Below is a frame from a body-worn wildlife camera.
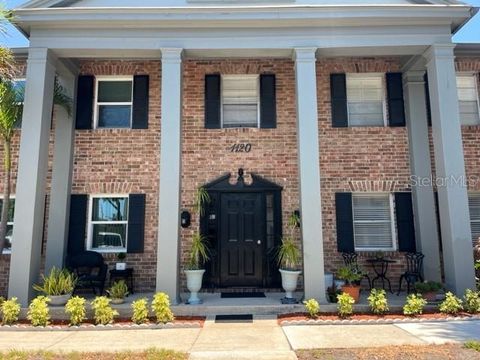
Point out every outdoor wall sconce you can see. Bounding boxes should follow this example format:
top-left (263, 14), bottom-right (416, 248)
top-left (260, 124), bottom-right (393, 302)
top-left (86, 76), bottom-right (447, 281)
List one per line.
top-left (181, 210), bottom-right (191, 228)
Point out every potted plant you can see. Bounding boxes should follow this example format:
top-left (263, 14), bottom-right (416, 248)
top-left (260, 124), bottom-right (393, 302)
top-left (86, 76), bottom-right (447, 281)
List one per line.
top-left (107, 280), bottom-right (129, 304)
top-left (414, 281), bottom-right (444, 302)
top-left (116, 252), bottom-right (127, 270)
top-left (336, 265), bottom-right (363, 302)
top-left (33, 267), bottom-right (77, 306)
top-left (185, 232), bottom-right (210, 304)
top-left (277, 236), bottom-right (302, 304)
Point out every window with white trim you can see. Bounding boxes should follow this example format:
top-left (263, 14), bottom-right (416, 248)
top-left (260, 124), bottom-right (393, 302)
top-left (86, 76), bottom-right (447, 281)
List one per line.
top-left (222, 75), bottom-right (259, 128)
top-left (347, 74), bottom-right (386, 127)
top-left (456, 74), bottom-right (480, 126)
top-left (13, 79), bottom-right (25, 128)
top-left (352, 193), bottom-right (396, 251)
top-left (1, 197), bottom-right (15, 253)
top-left (95, 77), bottom-right (133, 128)
top-left (88, 196), bottom-right (128, 252)
top-left (468, 192), bottom-right (480, 245)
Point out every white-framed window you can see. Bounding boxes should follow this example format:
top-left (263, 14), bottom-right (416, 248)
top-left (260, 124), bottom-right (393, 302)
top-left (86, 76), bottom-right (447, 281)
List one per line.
top-left (456, 74), bottom-right (480, 126)
top-left (87, 195), bottom-right (129, 253)
top-left (1, 197), bottom-right (15, 254)
top-left (352, 193), bottom-right (396, 251)
top-left (94, 76), bottom-right (133, 129)
top-left (12, 78), bottom-right (25, 128)
top-left (221, 74), bottom-right (260, 128)
top-left (346, 73), bottom-right (386, 127)
top-left (468, 192), bottom-right (480, 245)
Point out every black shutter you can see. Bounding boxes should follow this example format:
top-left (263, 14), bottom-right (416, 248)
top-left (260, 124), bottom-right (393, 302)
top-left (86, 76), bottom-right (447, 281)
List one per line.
top-left (330, 74), bottom-right (348, 128)
top-left (260, 74), bottom-right (277, 129)
top-left (132, 75), bottom-right (149, 129)
top-left (67, 194), bottom-right (88, 255)
top-left (75, 75), bottom-right (94, 130)
top-left (205, 74), bottom-right (221, 129)
top-left (127, 194), bottom-right (146, 253)
top-left (386, 72), bottom-right (406, 127)
top-left (395, 192), bottom-right (416, 252)
top-left (424, 73), bottom-right (432, 127)
top-left (335, 192), bottom-right (355, 252)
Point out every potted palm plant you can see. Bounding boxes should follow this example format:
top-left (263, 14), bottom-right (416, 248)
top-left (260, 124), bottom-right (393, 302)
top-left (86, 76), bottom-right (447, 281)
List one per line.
top-left (277, 236), bottom-right (302, 303)
top-left (107, 280), bottom-right (129, 304)
top-left (336, 265), bottom-right (363, 302)
top-left (33, 267), bottom-right (77, 306)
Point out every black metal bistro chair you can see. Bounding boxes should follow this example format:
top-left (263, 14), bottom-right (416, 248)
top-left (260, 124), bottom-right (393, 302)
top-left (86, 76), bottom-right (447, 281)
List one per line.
top-left (66, 251), bottom-right (108, 295)
top-left (397, 252), bottom-right (425, 295)
top-left (342, 252), bottom-right (372, 289)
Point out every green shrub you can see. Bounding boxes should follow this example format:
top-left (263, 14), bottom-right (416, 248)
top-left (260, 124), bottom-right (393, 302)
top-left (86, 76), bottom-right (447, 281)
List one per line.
top-left (414, 281), bottom-right (443, 294)
top-left (336, 266), bottom-right (363, 285)
top-left (303, 299), bottom-right (320, 318)
top-left (107, 280), bottom-right (129, 300)
top-left (465, 340), bottom-right (480, 352)
top-left (403, 294), bottom-right (427, 316)
top-left (463, 289), bottom-right (480, 314)
top-left (439, 292), bottom-right (463, 315)
top-left (33, 267), bottom-right (76, 296)
top-left (65, 296), bottom-right (86, 326)
top-left (91, 296), bottom-right (118, 325)
top-left (367, 288), bottom-right (389, 315)
top-left (131, 298), bottom-right (149, 324)
top-left (337, 292), bottom-right (354, 318)
top-left (151, 292), bottom-right (174, 324)
top-left (1, 297), bottom-right (20, 325)
top-left (27, 296), bottom-right (50, 327)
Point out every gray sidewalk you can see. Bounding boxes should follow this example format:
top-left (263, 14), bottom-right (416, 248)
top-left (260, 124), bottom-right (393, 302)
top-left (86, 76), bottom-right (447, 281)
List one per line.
top-left (0, 319), bottom-right (479, 359)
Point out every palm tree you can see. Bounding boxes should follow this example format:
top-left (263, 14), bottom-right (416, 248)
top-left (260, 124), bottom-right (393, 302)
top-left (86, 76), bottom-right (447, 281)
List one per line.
top-left (0, 5), bottom-right (15, 81)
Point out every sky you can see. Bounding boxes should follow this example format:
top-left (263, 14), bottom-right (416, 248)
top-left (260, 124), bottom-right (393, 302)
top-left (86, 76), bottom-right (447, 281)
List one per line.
top-left (1, 0), bottom-right (480, 47)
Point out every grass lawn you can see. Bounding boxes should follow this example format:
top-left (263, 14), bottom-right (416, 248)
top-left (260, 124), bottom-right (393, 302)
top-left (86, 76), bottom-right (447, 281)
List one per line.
top-left (0, 348), bottom-right (187, 360)
top-left (296, 343), bottom-right (480, 360)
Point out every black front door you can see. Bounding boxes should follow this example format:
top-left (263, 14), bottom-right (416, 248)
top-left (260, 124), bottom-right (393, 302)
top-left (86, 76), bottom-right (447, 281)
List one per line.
top-left (219, 193), bottom-right (264, 287)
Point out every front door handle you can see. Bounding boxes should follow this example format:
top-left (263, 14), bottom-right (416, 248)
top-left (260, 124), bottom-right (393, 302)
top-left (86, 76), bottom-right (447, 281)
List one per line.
top-left (257, 240), bottom-right (261, 245)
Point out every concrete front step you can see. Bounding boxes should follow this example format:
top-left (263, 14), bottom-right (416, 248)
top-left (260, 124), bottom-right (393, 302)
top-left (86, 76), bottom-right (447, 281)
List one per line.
top-left (189, 351), bottom-right (298, 360)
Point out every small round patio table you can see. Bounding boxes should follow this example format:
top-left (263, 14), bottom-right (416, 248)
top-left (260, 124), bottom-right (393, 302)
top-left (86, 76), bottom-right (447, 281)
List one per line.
top-left (366, 258), bottom-right (395, 293)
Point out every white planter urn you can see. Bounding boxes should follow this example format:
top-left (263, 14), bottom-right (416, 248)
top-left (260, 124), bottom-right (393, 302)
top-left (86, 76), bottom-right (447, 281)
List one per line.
top-left (49, 294), bottom-right (71, 306)
top-left (185, 269), bottom-right (205, 305)
top-left (279, 269), bottom-right (301, 304)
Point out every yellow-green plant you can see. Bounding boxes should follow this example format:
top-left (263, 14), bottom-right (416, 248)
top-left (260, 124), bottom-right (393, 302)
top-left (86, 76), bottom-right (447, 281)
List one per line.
top-left (131, 298), bottom-right (149, 324)
top-left (403, 293), bottom-right (427, 316)
top-left (193, 186), bottom-right (210, 217)
top-left (277, 237), bottom-right (301, 271)
top-left (91, 296), bottom-right (118, 325)
top-left (27, 296), bottom-right (50, 327)
top-left (186, 232), bottom-right (210, 270)
top-left (439, 292), bottom-right (463, 315)
top-left (65, 296), bottom-right (86, 326)
top-left (151, 292), bottom-right (174, 324)
top-left (464, 289), bottom-right (480, 314)
top-left (1, 297), bottom-right (20, 325)
top-left (337, 292), bottom-right (354, 318)
top-left (107, 280), bottom-right (129, 300)
top-left (33, 267), bottom-right (77, 296)
top-left (367, 288), bottom-right (389, 315)
top-left (303, 299), bottom-right (320, 318)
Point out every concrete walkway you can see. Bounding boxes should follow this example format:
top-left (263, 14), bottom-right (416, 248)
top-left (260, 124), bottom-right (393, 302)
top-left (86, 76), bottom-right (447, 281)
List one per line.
top-left (0, 319), bottom-right (479, 359)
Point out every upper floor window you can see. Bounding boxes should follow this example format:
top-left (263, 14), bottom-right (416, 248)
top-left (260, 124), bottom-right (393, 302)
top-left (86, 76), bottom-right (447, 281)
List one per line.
top-left (346, 74), bottom-right (386, 127)
top-left (468, 192), bottom-right (480, 245)
top-left (1, 197), bottom-right (15, 253)
top-left (221, 75), bottom-right (259, 128)
top-left (13, 79), bottom-right (25, 128)
top-left (457, 74), bottom-right (480, 126)
top-left (94, 77), bottom-right (133, 129)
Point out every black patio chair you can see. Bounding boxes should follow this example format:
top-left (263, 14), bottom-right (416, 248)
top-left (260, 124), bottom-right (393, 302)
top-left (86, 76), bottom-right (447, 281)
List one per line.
top-left (66, 251), bottom-right (108, 295)
top-left (397, 252), bottom-right (425, 295)
top-left (342, 252), bottom-right (372, 289)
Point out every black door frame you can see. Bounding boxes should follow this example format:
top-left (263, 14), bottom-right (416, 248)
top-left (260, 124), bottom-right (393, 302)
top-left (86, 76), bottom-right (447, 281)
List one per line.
top-left (200, 169), bottom-right (283, 289)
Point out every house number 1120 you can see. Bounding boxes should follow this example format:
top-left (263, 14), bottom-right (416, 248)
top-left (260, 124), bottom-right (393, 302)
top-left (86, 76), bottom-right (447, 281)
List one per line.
top-left (229, 143), bottom-right (252, 153)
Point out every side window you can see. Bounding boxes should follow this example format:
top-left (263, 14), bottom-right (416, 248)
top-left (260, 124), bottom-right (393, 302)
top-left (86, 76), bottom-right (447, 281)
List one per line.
top-left (457, 74), bottom-right (480, 126)
top-left (222, 75), bottom-right (259, 128)
top-left (13, 79), bottom-right (25, 128)
top-left (95, 77), bottom-right (133, 129)
top-left (346, 74), bottom-right (385, 127)
top-left (1, 198), bottom-right (15, 253)
top-left (468, 192), bottom-right (480, 245)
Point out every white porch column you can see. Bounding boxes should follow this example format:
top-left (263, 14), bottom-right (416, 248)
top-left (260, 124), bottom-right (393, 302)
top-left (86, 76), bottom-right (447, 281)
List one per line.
top-left (424, 44), bottom-right (476, 294)
top-left (403, 70), bottom-right (442, 282)
top-left (156, 48), bottom-right (183, 304)
top-left (8, 48), bottom-right (56, 306)
top-left (293, 48), bottom-right (327, 303)
top-left (45, 60), bottom-right (77, 273)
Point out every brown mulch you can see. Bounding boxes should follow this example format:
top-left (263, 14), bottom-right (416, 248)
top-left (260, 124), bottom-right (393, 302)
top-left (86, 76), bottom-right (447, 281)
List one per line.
top-left (296, 345), bottom-right (480, 360)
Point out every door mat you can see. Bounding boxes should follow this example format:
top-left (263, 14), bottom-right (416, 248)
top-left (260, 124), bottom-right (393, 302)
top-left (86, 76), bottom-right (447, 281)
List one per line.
top-left (215, 314), bottom-right (253, 323)
top-left (220, 292), bottom-right (266, 298)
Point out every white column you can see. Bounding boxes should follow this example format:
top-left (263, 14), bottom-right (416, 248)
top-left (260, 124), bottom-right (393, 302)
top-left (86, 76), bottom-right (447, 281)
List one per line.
top-left (8, 48), bottom-right (56, 306)
top-left (45, 60), bottom-right (77, 273)
top-left (294, 48), bottom-right (327, 303)
top-left (156, 48), bottom-right (183, 304)
top-left (424, 44), bottom-right (476, 294)
top-left (403, 70), bottom-right (442, 282)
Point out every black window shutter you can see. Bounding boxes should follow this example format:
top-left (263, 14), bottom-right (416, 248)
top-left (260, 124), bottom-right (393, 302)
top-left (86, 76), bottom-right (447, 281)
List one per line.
top-left (424, 73), bottom-right (432, 127)
top-left (205, 74), bottom-right (221, 129)
top-left (132, 75), bottom-right (149, 129)
top-left (127, 194), bottom-right (146, 253)
top-left (386, 72), bottom-right (406, 127)
top-left (67, 194), bottom-right (88, 255)
top-left (395, 192), bottom-right (416, 252)
top-left (330, 74), bottom-right (348, 128)
top-left (335, 192), bottom-right (355, 252)
top-left (75, 75), bottom-right (94, 130)
top-left (260, 74), bottom-right (277, 129)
